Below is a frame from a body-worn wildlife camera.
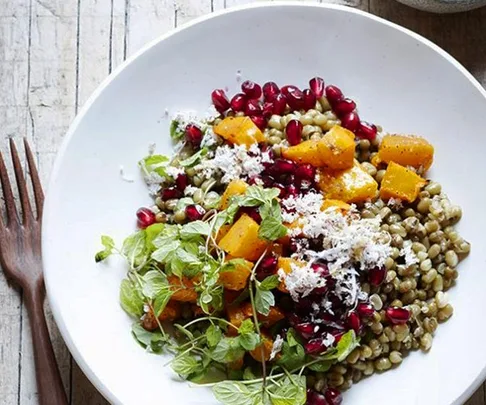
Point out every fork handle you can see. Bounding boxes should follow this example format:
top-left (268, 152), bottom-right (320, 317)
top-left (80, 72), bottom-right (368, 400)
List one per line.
top-left (24, 283), bottom-right (69, 405)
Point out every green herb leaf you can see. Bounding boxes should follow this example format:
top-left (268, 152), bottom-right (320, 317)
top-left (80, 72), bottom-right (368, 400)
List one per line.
top-left (243, 367), bottom-right (257, 381)
top-left (334, 330), bottom-right (359, 362)
top-left (206, 324), bottom-right (223, 348)
top-left (131, 323), bottom-right (165, 353)
top-left (307, 361), bottom-right (332, 372)
top-left (259, 212), bottom-right (287, 242)
top-left (122, 231), bottom-right (148, 268)
top-left (268, 376), bottom-right (306, 405)
top-left (153, 289), bottom-right (173, 317)
top-left (151, 240), bottom-right (180, 263)
top-left (258, 275), bottom-right (280, 291)
top-left (145, 223), bottom-right (165, 250)
top-left (212, 381), bottom-right (256, 405)
top-left (255, 288), bottom-right (274, 316)
top-left (238, 319), bottom-right (255, 335)
top-left (119, 279), bottom-right (144, 317)
top-left (94, 235), bottom-right (115, 262)
top-left (212, 337), bottom-right (245, 364)
top-left (277, 340), bottom-right (306, 370)
top-left (171, 354), bottom-right (200, 378)
top-left (139, 154), bottom-right (170, 177)
top-left (286, 328), bottom-right (300, 347)
top-left (180, 220), bottom-right (211, 240)
top-left (170, 119), bottom-right (184, 141)
top-left (179, 148), bottom-right (208, 167)
top-left (176, 197), bottom-right (195, 212)
top-left (239, 332), bottom-right (260, 351)
top-left (141, 270), bottom-right (169, 298)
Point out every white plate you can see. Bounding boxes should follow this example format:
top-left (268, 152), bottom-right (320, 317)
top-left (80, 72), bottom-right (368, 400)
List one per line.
top-left (43, 3), bottom-right (486, 404)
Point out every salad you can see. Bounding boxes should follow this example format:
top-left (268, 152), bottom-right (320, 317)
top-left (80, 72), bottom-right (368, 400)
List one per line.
top-left (96, 77), bottom-right (470, 405)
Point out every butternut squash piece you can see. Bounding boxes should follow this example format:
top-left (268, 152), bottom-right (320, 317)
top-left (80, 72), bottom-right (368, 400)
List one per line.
top-left (317, 125), bottom-right (355, 169)
top-left (142, 301), bottom-right (182, 331)
top-left (226, 302), bottom-right (253, 335)
top-left (259, 306), bottom-right (285, 327)
top-left (219, 214), bottom-right (268, 261)
top-left (277, 257), bottom-right (306, 293)
top-left (220, 179), bottom-right (248, 210)
top-left (376, 134), bottom-right (434, 171)
top-left (321, 199), bottom-right (351, 213)
top-left (380, 162), bottom-right (426, 203)
top-left (218, 256), bottom-right (253, 291)
top-left (168, 275), bottom-right (198, 303)
top-left (213, 116), bottom-right (264, 147)
top-left (281, 139), bottom-right (323, 167)
top-left (250, 332), bottom-right (274, 362)
top-left (317, 160), bottom-right (378, 203)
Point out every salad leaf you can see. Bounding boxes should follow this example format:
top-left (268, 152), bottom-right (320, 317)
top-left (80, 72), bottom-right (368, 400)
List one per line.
top-left (94, 235), bottom-right (115, 262)
top-left (259, 200), bottom-right (287, 242)
top-left (119, 279), bottom-right (144, 317)
top-left (139, 154), bottom-right (170, 177)
top-left (277, 334), bottom-right (306, 370)
top-left (268, 376), bottom-right (306, 405)
top-left (171, 354), bottom-right (200, 378)
top-left (238, 319), bottom-right (255, 335)
top-left (122, 231), bottom-right (148, 268)
top-left (254, 288), bottom-right (274, 316)
top-left (175, 197), bottom-right (194, 212)
top-left (179, 148), bottom-right (208, 167)
top-left (212, 337), bottom-right (245, 364)
top-left (151, 240), bottom-right (180, 263)
top-left (141, 270), bottom-right (169, 298)
top-left (145, 223), bottom-right (165, 250)
top-left (307, 361), bottom-right (332, 372)
top-left (206, 324), bottom-right (223, 348)
top-left (170, 119), bottom-right (185, 141)
top-left (334, 330), bottom-right (359, 362)
top-left (180, 220), bottom-right (211, 240)
top-left (213, 381), bottom-right (256, 405)
top-left (258, 275), bottom-right (280, 291)
top-left (153, 289), bottom-right (173, 317)
top-left (238, 319), bottom-right (260, 351)
top-left (131, 323), bottom-right (165, 353)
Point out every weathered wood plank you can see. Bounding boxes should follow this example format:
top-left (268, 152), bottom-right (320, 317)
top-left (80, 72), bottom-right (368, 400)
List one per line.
top-left (466, 388), bottom-right (486, 405)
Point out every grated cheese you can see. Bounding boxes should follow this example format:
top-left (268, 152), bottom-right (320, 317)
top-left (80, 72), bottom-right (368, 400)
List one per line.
top-left (399, 240), bottom-right (419, 267)
top-left (281, 192), bottom-right (324, 223)
top-left (278, 262), bottom-right (327, 301)
top-left (269, 334), bottom-right (284, 360)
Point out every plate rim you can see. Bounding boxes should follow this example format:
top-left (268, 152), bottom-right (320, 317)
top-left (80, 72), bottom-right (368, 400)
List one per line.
top-left (42, 2), bottom-right (486, 404)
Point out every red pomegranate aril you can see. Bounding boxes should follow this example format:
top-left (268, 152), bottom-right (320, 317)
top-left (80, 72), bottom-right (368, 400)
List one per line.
top-left (357, 121), bottom-right (378, 141)
top-left (263, 81), bottom-right (280, 101)
top-left (311, 263), bottom-right (329, 277)
top-left (136, 208), bottom-right (155, 229)
top-left (369, 266), bottom-right (386, 286)
top-left (161, 186), bottom-right (182, 201)
top-left (238, 206), bottom-right (262, 224)
top-left (272, 93), bottom-right (287, 115)
top-left (256, 255), bottom-right (278, 281)
top-left (309, 77), bottom-right (325, 98)
top-left (286, 119), bottom-right (303, 146)
top-left (211, 89), bottom-right (230, 113)
top-left (386, 307), bottom-right (411, 325)
top-left (303, 88), bottom-right (317, 111)
top-left (305, 338), bottom-right (328, 354)
top-left (324, 388), bottom-right (343, 405)
top-left (175, 173), bottom-right (188, 191)
top-left (357, 303), bottom-right (375, 318)
top-left (282, 85), bottom-right (304, 110)
top-left (241, 80), bottom-right (262, 99)
top-left (307, 390), bottom-right (329, 405)
top-left (185, 204), bottom-right (206, 221)
top-left (286, 184), bottom-right (298, 198)
top-left (271, 158), bottom-right (296, 175)
top-left (245, 99), bottom-right (262, 116)
top-left (295, 164), bottom-right (315, 181)
top-left (325, 85), bottom-right (344, 104)
top-left (230, 93), bottom-right (247, 112)
top-left (341, 112), bottom-right (360, 132)
top-left (185, 124), bottom-right (203, 147)
top-left (260, 175), bottom-right (275, 188)
top-left (333, 98), bottom-right (356, 117)
top-left (332, 331), bottom-right (345, 344)
top-left (262, 102), bottom-right (274, 118)
top-left (347, 311), bottom-right (361, 334)
top-left (250, 115), bottom-right (266, 130)
top-left (295, 322), bottom-right (317, 339)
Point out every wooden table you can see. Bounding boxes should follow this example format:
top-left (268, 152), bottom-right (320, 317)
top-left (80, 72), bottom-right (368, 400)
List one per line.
top-left (0, 0), bottom-right (485, 403)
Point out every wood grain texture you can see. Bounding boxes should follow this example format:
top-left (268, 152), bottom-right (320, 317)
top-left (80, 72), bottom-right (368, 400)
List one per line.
top-left (0, 0), bottom-right (485, 404)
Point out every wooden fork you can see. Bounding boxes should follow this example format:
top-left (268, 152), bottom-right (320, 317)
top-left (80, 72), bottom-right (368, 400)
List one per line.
top-left (0, 139), bottom-right (68, 405)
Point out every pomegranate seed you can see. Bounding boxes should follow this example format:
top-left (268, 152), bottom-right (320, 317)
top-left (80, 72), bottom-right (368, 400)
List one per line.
top-left (325, 85), bottom-right (344, 104)
top-left (333, 98), bottom-right (356, 117)
top-left (357, 121), bottom-right (378, 141)
top-left (324, 388), bottom-right (343, 405)
top-left (241, 80), bottom-right (262, 99)
top-left (261, 255), bottom-right (278, 272)
top-left (386, 307), bottom-right (410, 325)
top-left (270, 158), bottom-right (296, 175)
top-left (303, 89), bottom-right (317, 111)
top-left (309, 77), bottom-right (325, 98)
top-left (245, 99), bottom-right (262, 116)
top-left (311, 263), bottom-right (329, 277)
top-left (260, 175), bottom-right (275, 188)
top-left (250, 115), bottom-right (266, 130)
top-left (307, 389), bottom-right (329, 405)
top-left (298, 179), bottom-right (313, 193)
top-left (305, 338), bottom-right (328, 354)
top-left (262, 102), bottom-right (274, 118)
top-left (185, 124), bottom-right (203, 147)
top-left (286, 184), bottom-right (298, 197)
top-left (272, 93), bottom-right (287, 115)
top-left (161, 186), bottom-right (182, 201)
top-left (369, 266), bottom-right (386, 286)
top-left (295, 322), bottom-right (316, 339)
top-left (136, 208), bottom-right (155, 229)
top-left (295, 164), bottom-right (315, 181)
top-left (347, 311), bottom-right (361, 333)
top-left (211, 89), bottom-right (230, 113)
top-left (282, 85), bottom-right (304, 111)
top-left (175, 173), bottom-right (188, 191)
top-left (340, 112), bottom-right (360, 132)
top-left (263, 81), bottom-right (280, 101)
top-left (185, 204), bottom-right (206, 221)
top-left (332, 331), bottom-right (345, 344)
top-left (230, 93), bottom-right (247, 112)
top-left (356, 303), bottom-right (375, 318)
top-left (285, 119), bottom-right (303, 146)
top-left (281, 174), bottom-right (295, 186)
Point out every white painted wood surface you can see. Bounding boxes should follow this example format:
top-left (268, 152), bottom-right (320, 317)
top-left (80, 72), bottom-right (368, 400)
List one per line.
top-left (0, 0), bottom-right (485, 404)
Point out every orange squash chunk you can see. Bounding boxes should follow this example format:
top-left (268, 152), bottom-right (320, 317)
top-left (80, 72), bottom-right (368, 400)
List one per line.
top-left (142, 301), bottom-right (182, 331)
top-left (218, 256), bottom-right (253, 291)
top-left (218, 214), bottom-right (268, 261)
top-left (216, 224), bottom-right (231, 243)
top-left (277, 257), bottom-right (306, 293)
top-left (282, 139), bottom-right (323, 167)
top-left (376, 135), bottom-right (434, 171)
top-left (317, 160), bottom-right (378, 203)
top-left (168, 275), bottom-right (198, 303)
top-left (226, 302), bottom-right (253, 335)
top-left (250, 332), bottom-right (274, 362)
top-left (259, 306), bottom-right (285, 327)
top-left (380, 162), bottom-right (426, 203)
top-left (220, 179), bottom-right (248, 210)
top-left (213, 116), bottom-right (264, 147)
top-left (317, 125), bottom-right (356, 169)
top-left (321, 199), bottom-right (351, 213)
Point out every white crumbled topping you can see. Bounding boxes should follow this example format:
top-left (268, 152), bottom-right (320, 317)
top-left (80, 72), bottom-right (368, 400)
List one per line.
top-left (148, 143), bottom-right (156, 155)
top-left (387, 197), bottom-right (403, 209)
top-left (322, 333), bottom-right (336, 347)
top-left (184, 185), bottom-right (198, 197)
top-left (200, 127), bottom-right (218, 148)
top-left (278, 262), bottom-right (327, 301)
top-left (194, 144), bottom-right (266, 184)
top-left (144, 171), bottom-right (165, 195)
top-left (269, 335), bottom-right (284, 361)
top-left (165, 166), bottom-right (184, 178)
top-left (281, 192), bottom-right (324, 223)
top-left (143, 304), bottom-right (150, 313)
top-left (400, 240), bottom-right (419, 267)
top-left (119, 165), bottom-right (135, 183)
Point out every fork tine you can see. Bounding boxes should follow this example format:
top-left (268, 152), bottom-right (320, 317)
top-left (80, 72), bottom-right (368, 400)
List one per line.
top-left (0, 146), bottom-right (18, 225)
top-left (23, 139), bottom-right (44, 220)
top-left (9, 138), bottom-right (33, 224)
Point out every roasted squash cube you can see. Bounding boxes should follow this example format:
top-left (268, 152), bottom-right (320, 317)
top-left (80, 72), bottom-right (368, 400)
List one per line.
top-left (226, 302), bottom-right (253, 335)
top-left (216, 224), bottom-right (231, 243)
top-left (142, 301), bottom-right (182, 331)
top-left (317, 160), bottom-right (378, 203)
top-left (250, 332), bottom-right (274, 362)
top-left (213, 116), bottom-right (264, 147)
top-left (220, 179), bottom-right (248, 210)
top-left (259, 306), bottom-right (285, 327)
top-left (321, 199), bottom-right (351, 213)
top-left (380, 162), bottom-right (426, 203)
top-left (219, 214), bottom-right (268, 261)
top-left (218, 256), bottom-right (253, 291)
top-left (317, 125), bottom-right (355, 169)
top-left (376, 134), bottom-right (434, 171)
top-left (168, 275), bottom-right (198, 303)
top-left (282, 139), bottom-right (323, 167)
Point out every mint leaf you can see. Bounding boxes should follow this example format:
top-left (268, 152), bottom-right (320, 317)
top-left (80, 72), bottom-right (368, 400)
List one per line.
top-left (268, 376), bottom-right (306, 405)
top-left (139, 154), bottom-right (170, 177)
top-left (206, 324), bottom-right (223, 348)
top-left (176, 197), bottom-right (194, 212)
top-left (170, 119), bottom-right (184, 141)
top-left (212, 337), bottom-right (245, 364)
top-left (255, 288), bottom-right (274, 316)
top-left (238, 319), bottom-right (255, 335)
top-left (153, 289), bottom-right (173, 317)
top-left (180, 220), bottom-right (211, 240)
top-left (145, 223), bottom-right (165, 250)
top-left (258, 275), bottom-right (280, 291)
top-left (334, 330), bottom-right (359, 362)
top-left (259, 202), bottom-right (287, 241)
top-left (179, 148), bottom-right (208, 167)
top-left (141, 270), bottom-right (169, 298)
top-left (212, 381), bottom-right (256, 405)
top-left (119, 279), bottom-right (144, 317)
top-left (239, 333), bottom-right (260, 351)
top-left (131, 323), bottom-right (165, 353)
top-left (95, 235), bottom-right (115, 262)
top-left (308, 361), bottom-right (332, 372)
top-left (121, 231), bottom-right (147, 268)
top-left (277, 340), bottom-right (306, 370)
top-left (151, 240), bottom-right (180, 263)
top-left (286, 328), bottom-right (300, 347)
top-left (246, 185), bottom-right (280, 203)
top-left (171, 354), bottom-right (200, 378)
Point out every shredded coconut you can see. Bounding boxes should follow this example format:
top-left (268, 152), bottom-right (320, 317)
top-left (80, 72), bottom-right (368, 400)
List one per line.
top-left (269, 334), bottom-right (284, 361)
top-left (278, 262), bottom-right (327, 301)
top-left (165, 166), bottom-right (184, 179)
top-left (400, 240), bottom-right (419, 267)
top-left (119, 165), bottom-right (135, 183)
top-left (281, 192), bottom-right (324, 223)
